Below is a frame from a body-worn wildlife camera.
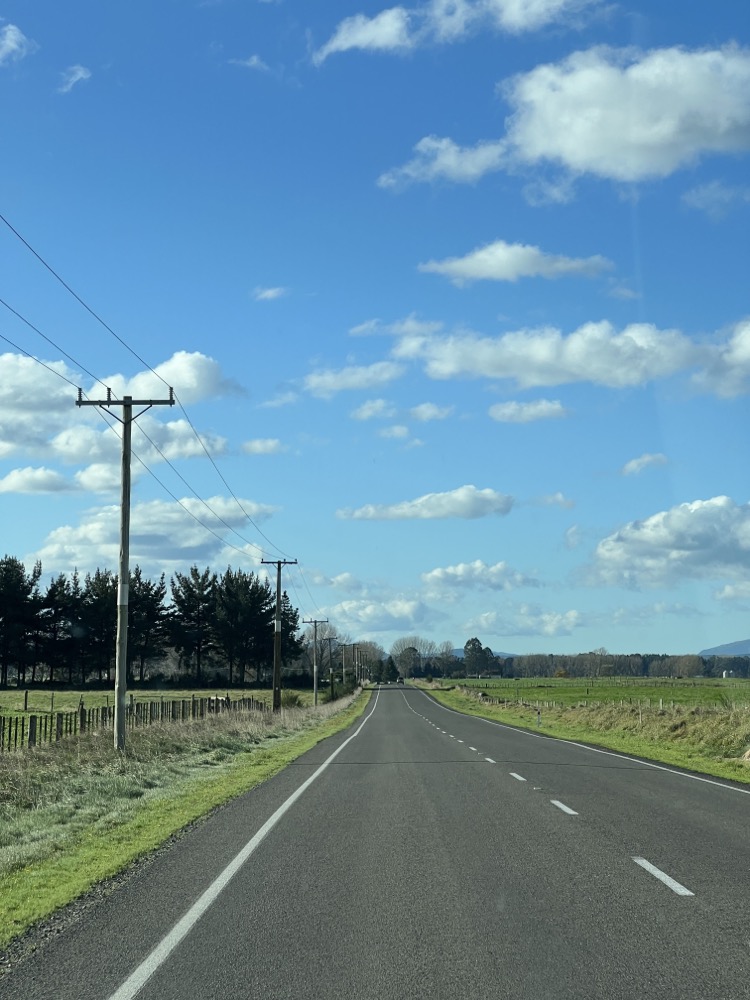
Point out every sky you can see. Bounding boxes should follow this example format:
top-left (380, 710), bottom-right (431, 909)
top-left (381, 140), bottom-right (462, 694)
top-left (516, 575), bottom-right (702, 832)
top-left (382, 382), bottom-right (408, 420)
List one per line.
top-left (0, 0), bottom-right (748, 657)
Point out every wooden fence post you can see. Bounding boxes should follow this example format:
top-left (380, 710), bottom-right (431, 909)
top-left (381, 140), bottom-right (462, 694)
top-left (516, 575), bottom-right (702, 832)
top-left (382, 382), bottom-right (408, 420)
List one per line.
top-left (28, 715), bottom-right (37, 747)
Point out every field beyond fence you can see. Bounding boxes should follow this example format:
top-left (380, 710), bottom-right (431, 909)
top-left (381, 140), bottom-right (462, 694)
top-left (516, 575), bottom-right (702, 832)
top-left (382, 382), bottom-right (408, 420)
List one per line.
top-left (0, 692), bottom-right (269, 753)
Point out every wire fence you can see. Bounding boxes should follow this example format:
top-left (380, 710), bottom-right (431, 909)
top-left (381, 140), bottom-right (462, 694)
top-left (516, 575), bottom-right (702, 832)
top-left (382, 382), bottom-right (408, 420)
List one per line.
top-left (0, 694), bottom-right (269, 753)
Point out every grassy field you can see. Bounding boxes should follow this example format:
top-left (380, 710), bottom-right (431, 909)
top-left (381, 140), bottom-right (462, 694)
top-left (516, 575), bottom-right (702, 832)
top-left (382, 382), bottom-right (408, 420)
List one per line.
top-left (0, 690), bottom-right (370, 951)
top-left (0, 686), bottom-right (317, 718)
top-left (449, 675), bottom-right (750, 709)
top-left (420, 682), bottom-right (750, 785)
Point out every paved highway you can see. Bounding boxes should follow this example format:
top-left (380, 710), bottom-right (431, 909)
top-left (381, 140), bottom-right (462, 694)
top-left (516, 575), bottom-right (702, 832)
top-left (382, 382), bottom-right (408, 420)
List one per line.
top-left (4, 686), bottom-right (750, 999)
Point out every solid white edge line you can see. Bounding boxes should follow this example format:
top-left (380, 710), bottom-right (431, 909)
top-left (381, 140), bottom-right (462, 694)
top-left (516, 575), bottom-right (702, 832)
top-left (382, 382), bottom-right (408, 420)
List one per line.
top-left (108, 690), bottom-right (381, 1000)
top-left (551, 799), bottom-right (578, 815)
top-left (510, 772), bottom-right (526, 782)
top-left (632, 857), bottom-right (694, 896)
top-left (418, 690), bottom-right (750, 797)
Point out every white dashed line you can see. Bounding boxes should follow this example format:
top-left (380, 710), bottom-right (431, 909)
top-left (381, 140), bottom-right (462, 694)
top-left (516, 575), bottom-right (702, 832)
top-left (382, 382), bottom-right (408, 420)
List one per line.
top-left (632, 858), bottom-right (694, 896)
top-left (551, 800), bottom-right (578, 815)
top-left (469, 746), bottom-right (477, 751)
top-left (485, 757), bottom-right (496, 764)
top-left (510, 773), bottom-right (526, 782)
top-left (456, 739), bottom-right (464, 743)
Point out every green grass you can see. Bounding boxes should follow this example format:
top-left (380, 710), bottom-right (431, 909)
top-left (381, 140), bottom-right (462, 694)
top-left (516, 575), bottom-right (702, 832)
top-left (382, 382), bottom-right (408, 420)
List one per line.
top-left (422, 684), bottom-right (750, 785)
top-left (447, 675), bottom-right (750, 710)
top-left (0, 691), bottom-right (370, 949)
top-left (0, 686), bottom-right (315, 718)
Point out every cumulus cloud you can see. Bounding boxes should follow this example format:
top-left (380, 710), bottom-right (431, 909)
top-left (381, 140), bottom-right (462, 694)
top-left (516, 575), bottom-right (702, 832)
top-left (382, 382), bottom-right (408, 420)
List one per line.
top-left (107, 351), bottom-right (241, 405)
top-left (304, 361), bottom-right (404, 398)
top-left (466, 604), bottom-right (583, 636)
top-left (591, 496), bottom-right (750, 588)
top-left (394, 320), bottom-right (698, 389)
top-left (242, 438), bottom-right (286, 455)
top-left (58, 65), bottom-right (91, 94)
top-left (380, 44), bottom-right (750, 189)
top-left (410, 402), bottom-right (453, 421)
top-left (683, 180), bottom-right (750, 220)
top-left (337, 484), bottom-right (514, 520)
top-left (325, 596), bottom-right (437, 632)
top-left (489, 399), bottom-right (568, 422)
top-left (315, 0), bottom-right (597, 65)
top-left (313, 7), bottom-right (414, 64)
top-left (34, 496), bottom-right (278, 577)
top-left (621, 452), bottom-right (668, 476)
top-left (379, 424), bottom-right (409, 439)
top-left (351, 398), bottom-right (396, 420)
top-left (421, 559), bottom-right (539, 592)
top-left (714, 582), bottom-right (750, 602)
top-left (0, 24), bottom-right (36, 65)
top-left (0, 467), bottom-right (74, 494)
top-left (539, 492), bottom-right (574, 509)
top-left (418, 239), bottom-right (612, 284)
top-left (253, 286), bottom-right (287, 301)
top-left (696, 318), bottom-right (750, 397)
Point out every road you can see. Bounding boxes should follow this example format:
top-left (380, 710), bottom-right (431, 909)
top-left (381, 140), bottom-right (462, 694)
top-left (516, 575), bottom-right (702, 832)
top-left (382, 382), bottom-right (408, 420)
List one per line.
top-left (3, 686), bottom-right (750, 999)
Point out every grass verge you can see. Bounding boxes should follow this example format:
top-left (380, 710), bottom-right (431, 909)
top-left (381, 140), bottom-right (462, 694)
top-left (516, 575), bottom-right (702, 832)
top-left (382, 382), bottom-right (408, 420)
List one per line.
top-left (0, 692), bottom-right (370, 950)
top-left (422, 685), bottom-right (750, 785)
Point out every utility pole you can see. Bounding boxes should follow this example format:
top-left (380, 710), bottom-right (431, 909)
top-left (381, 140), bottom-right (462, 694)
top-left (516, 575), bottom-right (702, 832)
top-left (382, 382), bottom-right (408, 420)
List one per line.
top-left (326, 635), bottom-right (337, 693)
top-left (76, 388), bottom-right (175, 752)
top-left (303, 618), bottom-right (328, 706)
top-left (261, 559), bottom-right (297, 711)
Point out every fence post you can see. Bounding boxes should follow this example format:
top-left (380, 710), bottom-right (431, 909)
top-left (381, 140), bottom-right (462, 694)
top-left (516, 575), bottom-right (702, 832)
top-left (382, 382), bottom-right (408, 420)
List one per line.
top-left (56, 713), bottom-right (63, 741)
top-left (29, 715), bottom-right (37, 747)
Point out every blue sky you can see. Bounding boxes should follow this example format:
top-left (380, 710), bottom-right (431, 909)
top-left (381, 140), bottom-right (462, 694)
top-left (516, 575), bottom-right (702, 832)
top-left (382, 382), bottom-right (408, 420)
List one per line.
top-left (0, 0), bottom-right (748, 656)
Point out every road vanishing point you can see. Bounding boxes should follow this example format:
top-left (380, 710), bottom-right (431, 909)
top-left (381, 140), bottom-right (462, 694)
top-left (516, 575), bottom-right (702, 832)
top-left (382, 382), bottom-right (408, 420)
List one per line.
top-left (5, 686), bottom-right (750, 1000)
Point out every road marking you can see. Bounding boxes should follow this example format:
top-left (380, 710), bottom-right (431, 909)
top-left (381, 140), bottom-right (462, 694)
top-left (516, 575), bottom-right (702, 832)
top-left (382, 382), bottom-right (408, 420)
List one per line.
top-left (456, 739), bottom-right (464, 743)
top-left (632, 857), bottom-right (694, 896)
top-left (449, 734), bottom-right (455, 739)
top-left (108, 691), bottom-right (381, 1000)
top-left (510, 772), bottom-right (526, 782)
top-left (485, 757), bottom-right (496, 763)
top-left (551, 799), bottom-right (578, 815)
top-left (418, 690), bottom-right (750, 797)
top-left (469, 746), bottom-right (477, 751)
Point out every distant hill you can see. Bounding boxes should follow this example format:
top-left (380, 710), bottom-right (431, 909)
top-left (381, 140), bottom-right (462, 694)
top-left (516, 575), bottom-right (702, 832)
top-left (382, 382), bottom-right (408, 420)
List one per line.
top-left (700, 639), bottom-right (750, 657)
top-left (452, 648), bottom-right (517, 659)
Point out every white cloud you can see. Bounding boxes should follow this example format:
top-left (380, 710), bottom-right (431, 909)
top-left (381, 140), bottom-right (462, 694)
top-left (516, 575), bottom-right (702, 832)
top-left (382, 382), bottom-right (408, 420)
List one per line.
top-left (621, 452), bottom-right (668, 476)
top-left (410, 402), bottom-right (453, 421)
top-left (379, 424), bottom-right (409, 439)
top-left (419, 239), bottom-right (612, 284)
top-left (253, 286), bottom-right (288, 301)
top-left (108, 351), bottom-right (240, 405)
top-left (0, 24), bottom-right (36, 65)
top-left (381, 44), bottom-right (750, 190)
top-left (304, 361), bottom-right (404, 398)
top-left (682, 180), bottom-right (750, 220)
top-left (230, 54), bottom-right (271, 73)
top-left (397, 320), bottom-right (697, 389)
top-left (489, 399), bottom-right (568, 422)
top-left (258, 390), bottom-right (298, 408)
top-left (539, 491), bottom-right (574, 509)
top-left (379, 135), bottom-right (507, 188)
top-left (351, 398), bottom-right (396, 420)
top-left (337, 484), bottom-right (514, 520)
top-left (349, 319), bottom-right (382, 336)
top-left (564, 524), bottom-right (582, 549)
top-left (466, 604), bottom-right (583, 636)
top-left (58, 65), bottom-right (91, 94)
top-left (242, 438), bottom-right (286, 455)
top-left (316, 0), bottom-right (597, 66)
top-left (591, 496), bottom-right (750, 588)
top-left (325, 596), bottom-right (436, 632)
top-left (313, 7), bottom-right (414, 65)
top-left (74, 463), bottom-right (121, 493)
top-left (422, 559), bottom-right (539, 592)
top-left (33, 495), bottom-right (279, 577)
top-left (0, 467), bottom-right (74, 494)
top-left (714, 582), bottom-right (750, 603)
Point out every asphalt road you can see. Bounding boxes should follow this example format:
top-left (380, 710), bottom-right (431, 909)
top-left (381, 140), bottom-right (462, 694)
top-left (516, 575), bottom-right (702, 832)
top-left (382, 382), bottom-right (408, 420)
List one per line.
top-left (3, 686), bottom-right (750, 1000)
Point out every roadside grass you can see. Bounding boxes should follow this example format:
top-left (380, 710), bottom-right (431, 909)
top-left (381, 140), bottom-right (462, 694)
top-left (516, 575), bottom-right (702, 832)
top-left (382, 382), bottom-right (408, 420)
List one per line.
top-left (0, 691), bottom-right (370, 949)
top-left (0, 687), bottom-right (315, 718)
top-left (421, 685), bottom-right (750, 785)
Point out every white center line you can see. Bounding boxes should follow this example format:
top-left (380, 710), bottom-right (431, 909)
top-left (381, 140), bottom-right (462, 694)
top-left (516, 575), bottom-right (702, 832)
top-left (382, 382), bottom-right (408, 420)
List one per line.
top-left (456, 739), bottom-right (464, 743)
top-left (632, 857), bottom-right (694, 896)
top-left (510, 773), bottom-right (526, 782)
top-left (469, 746), bottom-right (477, 751)
top-left (551, 799), bottom-right (578, 815)
top-left (485, 757), bottom-right (496, 763)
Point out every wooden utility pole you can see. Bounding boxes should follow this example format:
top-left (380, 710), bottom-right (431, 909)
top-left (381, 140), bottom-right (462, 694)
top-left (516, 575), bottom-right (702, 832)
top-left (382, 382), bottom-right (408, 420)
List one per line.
top-left (303, 618), bottom-right (328, 706)
top-left (261, 559), bottom-right (297, 711)
top-left (76, 388), bottom-right (174, 751)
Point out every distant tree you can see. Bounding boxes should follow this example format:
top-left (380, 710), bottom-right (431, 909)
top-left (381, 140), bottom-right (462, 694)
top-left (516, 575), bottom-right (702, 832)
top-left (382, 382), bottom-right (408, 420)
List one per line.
top-left (170, 566), bottom-right (217, 683)
top-left (0, 556), bottom-right (42, 687)
top-left (128, 567), bottom-right (169, 684)
top-left (40, 572), bottom-right (76, 685)
top-left (80, 569), bottom-right (117, 684)
top-left (463, 637), bottom-right (491, 676)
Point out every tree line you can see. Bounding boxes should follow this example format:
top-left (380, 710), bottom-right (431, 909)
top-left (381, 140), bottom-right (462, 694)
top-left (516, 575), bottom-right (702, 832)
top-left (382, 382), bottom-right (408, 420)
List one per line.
top-left (0, 556), bottom-right (303, 688)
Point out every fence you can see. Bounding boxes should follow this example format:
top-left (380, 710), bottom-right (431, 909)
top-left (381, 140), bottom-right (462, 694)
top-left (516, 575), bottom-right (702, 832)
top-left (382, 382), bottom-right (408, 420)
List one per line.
top-left (0, 694), bottom-right (269, 753)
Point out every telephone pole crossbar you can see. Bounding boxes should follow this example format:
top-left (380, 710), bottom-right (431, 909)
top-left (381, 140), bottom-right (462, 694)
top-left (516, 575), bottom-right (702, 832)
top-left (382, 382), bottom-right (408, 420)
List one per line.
top-left (76, 389), bottom-right (175, 751)
top-left (261, 559), bottom-right (298, 711)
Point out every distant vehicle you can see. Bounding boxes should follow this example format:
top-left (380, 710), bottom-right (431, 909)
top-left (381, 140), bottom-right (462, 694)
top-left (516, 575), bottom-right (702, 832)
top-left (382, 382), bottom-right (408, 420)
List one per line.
top-left (396, 677), bottom-right (404, 684)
